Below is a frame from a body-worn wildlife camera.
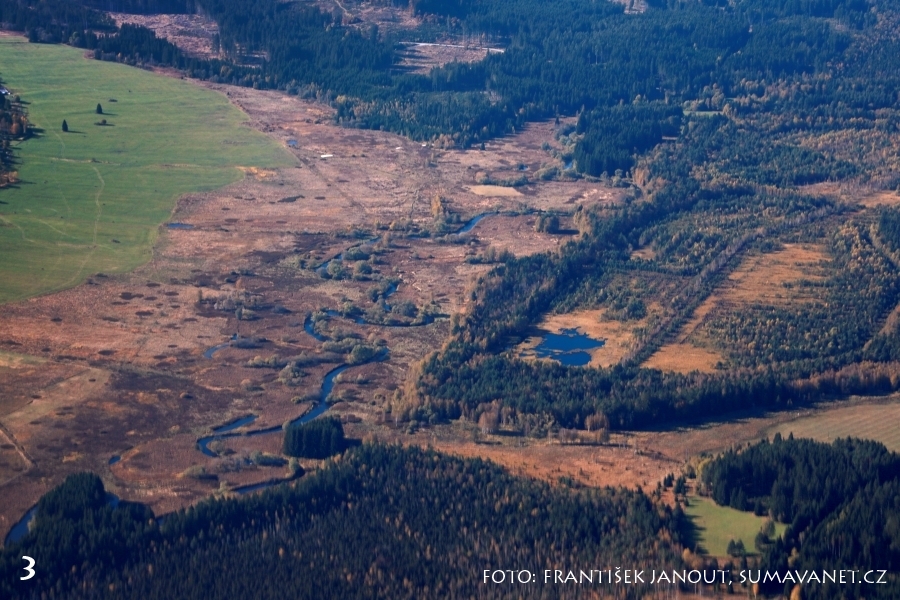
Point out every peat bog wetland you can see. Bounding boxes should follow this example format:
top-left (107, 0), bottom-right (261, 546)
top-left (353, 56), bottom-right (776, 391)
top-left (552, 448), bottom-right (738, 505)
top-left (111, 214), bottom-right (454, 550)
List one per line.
top-left (0, 36), bottom-right (622, 533)
top-left (4, 0), bottom-right (900, 596)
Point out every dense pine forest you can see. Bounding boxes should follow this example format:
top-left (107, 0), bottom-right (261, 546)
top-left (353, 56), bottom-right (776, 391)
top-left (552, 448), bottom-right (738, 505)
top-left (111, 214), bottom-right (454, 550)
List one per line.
top-left (702, 437), bottom-right (900, 599)
top-left (282, 417), bottom-right (346, 459)
top-left (1, 445), bottom-right (686, 599)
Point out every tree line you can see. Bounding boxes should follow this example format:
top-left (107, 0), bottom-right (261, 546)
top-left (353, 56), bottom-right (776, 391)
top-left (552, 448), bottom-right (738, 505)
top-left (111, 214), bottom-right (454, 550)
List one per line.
top-left (1, 444), bottom-right (686, 599)
top-left (0, 77), bottom-right (28, 186)
top-left (701, 436), bottom-right (900, 598)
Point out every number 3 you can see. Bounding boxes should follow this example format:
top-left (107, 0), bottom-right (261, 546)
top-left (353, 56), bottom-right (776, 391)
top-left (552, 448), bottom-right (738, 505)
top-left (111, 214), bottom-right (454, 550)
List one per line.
top-left (21, 556), bottom-right (35, 581)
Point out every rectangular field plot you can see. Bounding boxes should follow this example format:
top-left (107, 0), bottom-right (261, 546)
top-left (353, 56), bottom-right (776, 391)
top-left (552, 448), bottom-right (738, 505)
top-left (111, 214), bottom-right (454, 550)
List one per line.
top-left (766, 399), bottom-right (900, 452)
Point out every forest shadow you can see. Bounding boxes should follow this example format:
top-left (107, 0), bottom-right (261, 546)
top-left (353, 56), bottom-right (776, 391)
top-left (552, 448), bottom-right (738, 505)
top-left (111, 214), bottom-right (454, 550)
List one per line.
top-left (680, 510), bottom-right (706, 555)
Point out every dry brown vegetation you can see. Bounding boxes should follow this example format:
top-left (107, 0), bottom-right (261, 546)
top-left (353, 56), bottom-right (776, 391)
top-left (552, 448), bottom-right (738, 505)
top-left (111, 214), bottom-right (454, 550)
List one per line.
top-left (396, 43), bottom-right (501, 75)
top-left (371, 420), bottom-right (678, 491)
top-left (0, 78), bottom-right (624, 537)
top-left (643, 343), bottom-right (723, 374)
top-left (765, 394), bottom-right (900, 452)
top-left (644, 244), bottom-right (828, 374)
top-left (515, 309), bottom-right (652, 368)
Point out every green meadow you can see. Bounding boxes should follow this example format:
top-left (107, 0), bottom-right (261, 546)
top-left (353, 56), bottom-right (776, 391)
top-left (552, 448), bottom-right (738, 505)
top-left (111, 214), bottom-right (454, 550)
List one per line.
top-left (684, 494), bottom-right (787, 557)
top-left (0, 36), bottom-right (292, 303)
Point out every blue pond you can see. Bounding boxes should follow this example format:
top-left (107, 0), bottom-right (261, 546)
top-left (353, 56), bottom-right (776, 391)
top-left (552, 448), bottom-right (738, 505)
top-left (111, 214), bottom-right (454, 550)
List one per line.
top-left (532, 328), bottom-right (604, 366)
top-left (5, 506), bottom-right (36, 545)
top-left (109, 455), bottom-right (121, 465)
top-left (455, 212), bottom-right (496, 235)
top-left (167, 222), bottom-right (195, 229)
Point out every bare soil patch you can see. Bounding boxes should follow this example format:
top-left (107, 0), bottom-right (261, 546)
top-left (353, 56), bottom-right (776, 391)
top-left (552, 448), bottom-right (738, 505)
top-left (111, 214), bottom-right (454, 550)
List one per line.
top-left (630, 245), bottom-right (656, 260)
top-left (397, 43), bottom-right (498, 75)
top-left (643, 343), bottom-right (722, 374)
top-left (468, 184), bottom-right (523, 197)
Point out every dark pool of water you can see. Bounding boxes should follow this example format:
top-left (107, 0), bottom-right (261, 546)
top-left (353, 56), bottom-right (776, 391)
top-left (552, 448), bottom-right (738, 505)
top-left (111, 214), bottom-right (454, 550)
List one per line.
top-left (532, 328), bottom-right (604, 366)
top-left (167, 222), bottom-right (195, 229)
top-left (196, 361), bottom-right (360, 457)
top-left (5, 506), bottom-right (36, 545)
top-left (455, 212), bottom-right (496, 235)
top-left (197, 414), bottom-right (260, 457)
top-left (203, 333), bottom-right (238, 359)
top-left (109, 455), bottom-right (120, 465)
top-left (6, 493), bottom-right (120, 545)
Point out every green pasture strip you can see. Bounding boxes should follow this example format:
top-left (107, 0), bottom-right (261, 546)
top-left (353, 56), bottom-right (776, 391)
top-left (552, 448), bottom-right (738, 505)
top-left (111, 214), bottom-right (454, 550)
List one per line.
top-left (0, 37), bottom-right (292, 303)
top-left (684, 494), bottom-right (786, 557)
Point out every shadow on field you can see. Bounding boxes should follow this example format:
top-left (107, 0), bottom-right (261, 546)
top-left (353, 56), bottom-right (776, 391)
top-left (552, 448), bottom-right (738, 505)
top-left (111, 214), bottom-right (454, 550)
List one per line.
top-left (680, 509), bottom-right (706, 555)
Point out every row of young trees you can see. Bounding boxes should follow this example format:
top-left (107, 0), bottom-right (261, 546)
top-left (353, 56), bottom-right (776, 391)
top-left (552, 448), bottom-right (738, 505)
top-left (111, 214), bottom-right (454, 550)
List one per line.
top-left (1, 445), bottom-right (686, 599)
top-left (0, 78), bottom-right (27, 185)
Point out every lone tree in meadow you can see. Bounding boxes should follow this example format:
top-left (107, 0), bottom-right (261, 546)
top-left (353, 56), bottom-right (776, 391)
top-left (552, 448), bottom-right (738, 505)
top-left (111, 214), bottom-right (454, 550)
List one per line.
top-left (96, 103), bottom-right (102, 115)
top-left (61, 119), bottom-right (68, 132)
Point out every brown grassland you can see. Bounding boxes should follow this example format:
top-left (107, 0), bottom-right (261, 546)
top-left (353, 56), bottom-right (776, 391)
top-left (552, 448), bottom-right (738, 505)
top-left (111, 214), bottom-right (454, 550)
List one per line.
top-left (515, 308), bottom-right (654, 368)
top-left (4, 47), bottom-right (900, 547)
top-left (0, 67), bottom-right (625, 536)
top-left (644, 243), bottom-right (828, 374)
top-left (765, 394), bottom-right (900, 452)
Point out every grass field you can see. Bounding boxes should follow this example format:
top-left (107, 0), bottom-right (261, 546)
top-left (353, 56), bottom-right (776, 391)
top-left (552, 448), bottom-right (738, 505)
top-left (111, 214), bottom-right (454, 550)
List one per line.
top-left (766, 399), bottom-right (900, 452)
top-left (684, 494), bottom-right (786, 557)
top-left (0, 36), bottom-right (293, 303)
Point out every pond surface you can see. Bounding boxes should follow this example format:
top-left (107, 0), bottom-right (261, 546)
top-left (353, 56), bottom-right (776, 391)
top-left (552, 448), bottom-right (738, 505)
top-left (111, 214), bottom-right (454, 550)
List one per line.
top-left (532, 328), bottom-right (604, 366)
top-left (203, 333), bottom-right (238, 359)
top-left (5, 506), bottom-right (36, 545)
top-left (455, 212), bottom-right (496, 235)
top-left (166, 222), bottom-right (195, 229)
